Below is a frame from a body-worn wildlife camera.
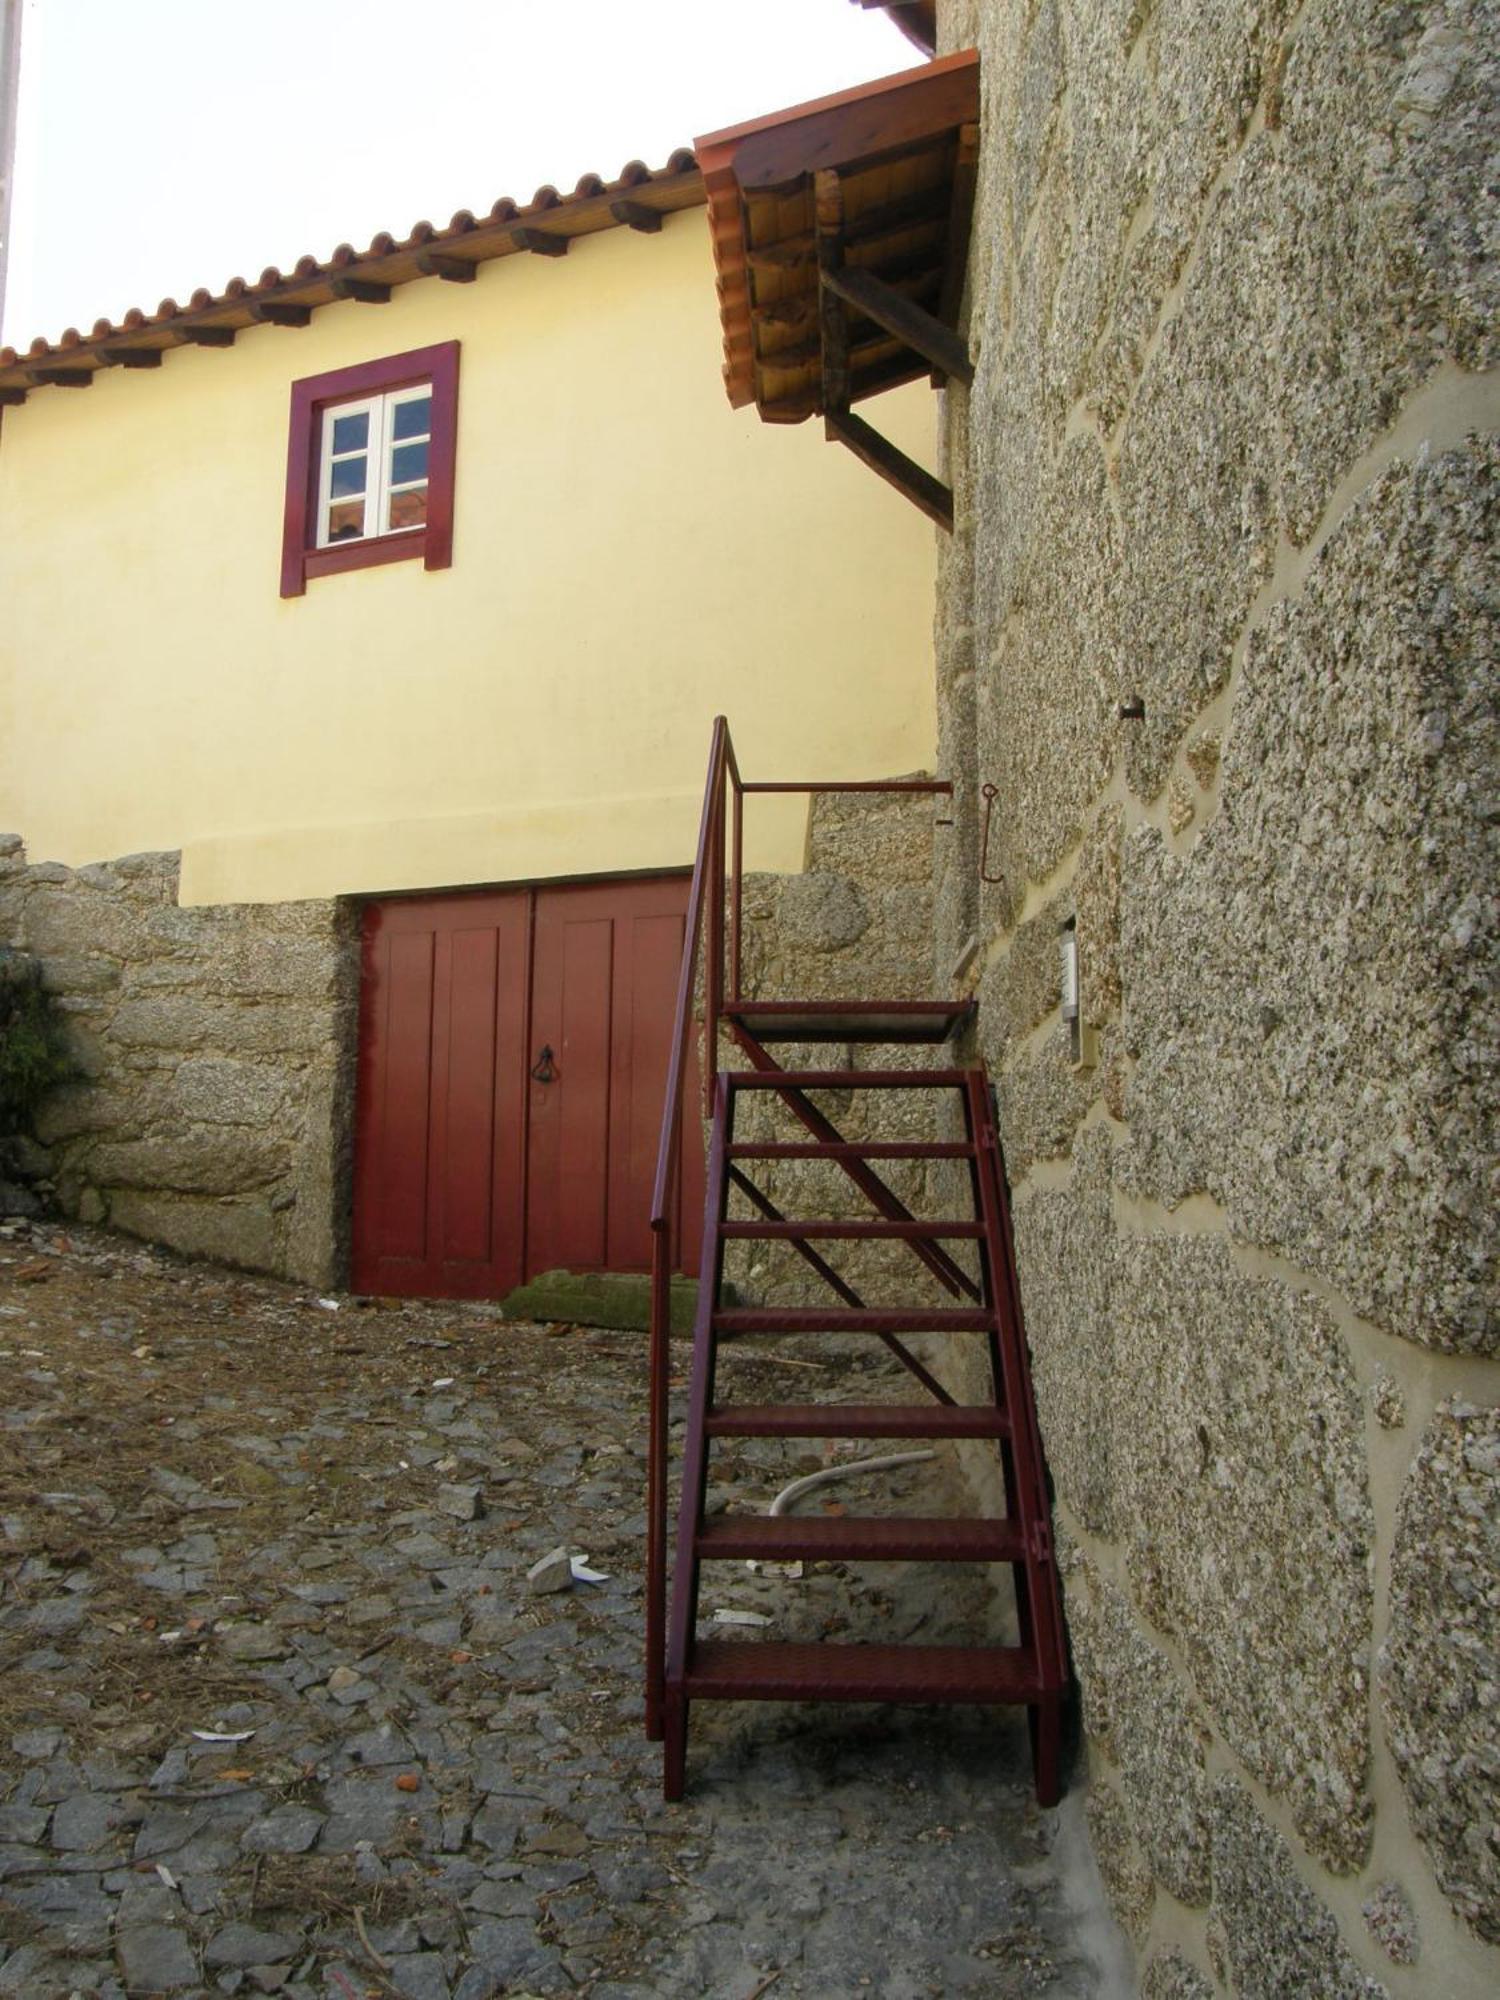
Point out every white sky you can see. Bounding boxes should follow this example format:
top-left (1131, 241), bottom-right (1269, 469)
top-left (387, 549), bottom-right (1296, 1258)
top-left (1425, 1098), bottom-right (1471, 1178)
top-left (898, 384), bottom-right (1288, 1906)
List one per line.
top-left (3, 0), bottom-right (915, 347)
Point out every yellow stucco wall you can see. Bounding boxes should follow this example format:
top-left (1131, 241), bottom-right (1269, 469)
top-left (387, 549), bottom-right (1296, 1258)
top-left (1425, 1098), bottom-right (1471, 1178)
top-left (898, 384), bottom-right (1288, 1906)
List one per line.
top-left (0, 211), bottom-right (937, 904)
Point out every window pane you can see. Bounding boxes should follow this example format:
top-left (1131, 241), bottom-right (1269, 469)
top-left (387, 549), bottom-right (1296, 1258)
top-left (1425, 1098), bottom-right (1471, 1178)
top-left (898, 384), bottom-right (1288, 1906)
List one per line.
top-left (326, 498), bottom-right (366, 541)
top-left (330, 455), bottom-right (367, 499)
top-left (331, 410), bottom-right (369, 453)
top-left (392, 395), bottom-right (431, 442)
top-left (390, 440), bottom-right (429, 486)
top-left (388, 485), bottom-right (428, 531)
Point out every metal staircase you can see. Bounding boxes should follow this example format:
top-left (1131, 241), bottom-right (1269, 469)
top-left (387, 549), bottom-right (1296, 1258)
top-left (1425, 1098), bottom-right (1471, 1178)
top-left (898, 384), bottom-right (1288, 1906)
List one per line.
top-left (645, 721), bottom-right (1067, 1804)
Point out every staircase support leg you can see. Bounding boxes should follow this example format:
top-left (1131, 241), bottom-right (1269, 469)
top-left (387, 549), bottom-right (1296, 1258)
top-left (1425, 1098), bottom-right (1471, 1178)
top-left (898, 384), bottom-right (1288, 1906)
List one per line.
top-left (663, 1691), bottom-right (689, 1802)
top-left (1031, 1692), bottom-right (1062, 1809)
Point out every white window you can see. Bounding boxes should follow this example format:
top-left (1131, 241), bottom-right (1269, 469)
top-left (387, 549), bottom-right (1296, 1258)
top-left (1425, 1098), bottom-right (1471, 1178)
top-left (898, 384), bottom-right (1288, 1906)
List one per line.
top-left (316, 383), bottom-right (433, 547)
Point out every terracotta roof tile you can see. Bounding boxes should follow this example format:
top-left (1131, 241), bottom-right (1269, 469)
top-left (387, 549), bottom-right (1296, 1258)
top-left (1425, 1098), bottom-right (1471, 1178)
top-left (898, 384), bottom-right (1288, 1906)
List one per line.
top-left (0, 149), bottom-right (703, 400)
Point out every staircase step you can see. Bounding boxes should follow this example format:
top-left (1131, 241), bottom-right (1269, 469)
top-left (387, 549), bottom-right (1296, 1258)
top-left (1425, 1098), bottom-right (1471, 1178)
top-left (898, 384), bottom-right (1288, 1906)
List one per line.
top-left (682, 1639), bottom-right (1043, 1704)
top-left (723, 1000), bottom-right (975, 1045)
top-left (713, 1308), bottom-right (994, 1335)
top-left (727, 1141), bottom-right (975, 1161)
top-left (727, 1067), bottom-right (970, 1090)
top-left (697, 1516), bottom-right (1022, 1562)
top-left (719, 1219), bottom-right (983, 1241)
top-left (705, 1403), bottom-right (1009, 1439)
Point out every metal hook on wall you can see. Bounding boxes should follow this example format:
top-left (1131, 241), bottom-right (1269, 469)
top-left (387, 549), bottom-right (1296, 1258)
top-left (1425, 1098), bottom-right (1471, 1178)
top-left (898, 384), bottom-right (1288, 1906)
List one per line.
top-left (979, 782), bottom-right (1004, 884)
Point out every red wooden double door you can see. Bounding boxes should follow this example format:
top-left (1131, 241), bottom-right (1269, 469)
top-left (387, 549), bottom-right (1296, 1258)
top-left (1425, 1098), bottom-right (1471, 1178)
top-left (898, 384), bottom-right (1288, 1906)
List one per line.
top-left (352, 876), bottom-right (701, 1298)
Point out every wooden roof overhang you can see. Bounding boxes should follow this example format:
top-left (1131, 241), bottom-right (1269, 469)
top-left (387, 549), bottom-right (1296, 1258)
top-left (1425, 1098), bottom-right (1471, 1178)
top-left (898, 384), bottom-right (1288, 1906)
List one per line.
top-left (696, 51), bottom-right (978, 530)
top-left (0, 155), bottom-right (703, 406)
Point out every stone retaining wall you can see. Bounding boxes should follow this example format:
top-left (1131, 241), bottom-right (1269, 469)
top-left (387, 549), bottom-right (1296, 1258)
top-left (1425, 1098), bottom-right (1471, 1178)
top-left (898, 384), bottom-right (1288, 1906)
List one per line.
top-left (0, 840), bottom-right (356, 1286)
top-left (931, 2), bottom-right (1498, 1995)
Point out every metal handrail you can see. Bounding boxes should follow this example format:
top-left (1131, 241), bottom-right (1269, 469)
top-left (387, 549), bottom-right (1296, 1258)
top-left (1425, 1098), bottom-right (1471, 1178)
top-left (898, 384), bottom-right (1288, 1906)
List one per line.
top-left (646, 715), bottom-right (729, 1740)
top-left (644, 719), bottom-right (955, 1739)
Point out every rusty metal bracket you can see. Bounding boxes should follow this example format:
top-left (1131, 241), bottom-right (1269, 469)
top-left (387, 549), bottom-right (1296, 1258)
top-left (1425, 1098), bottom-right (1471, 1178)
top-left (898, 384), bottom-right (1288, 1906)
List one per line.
top-left (979, 782), bottom-right (1004, 884)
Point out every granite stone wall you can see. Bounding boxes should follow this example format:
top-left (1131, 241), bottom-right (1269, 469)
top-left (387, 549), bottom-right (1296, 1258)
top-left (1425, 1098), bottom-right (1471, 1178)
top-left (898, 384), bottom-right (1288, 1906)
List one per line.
top-left (0, 839), bottom-right (356, 1287)
top-left (932, 2), bottom-right (1499, 1994)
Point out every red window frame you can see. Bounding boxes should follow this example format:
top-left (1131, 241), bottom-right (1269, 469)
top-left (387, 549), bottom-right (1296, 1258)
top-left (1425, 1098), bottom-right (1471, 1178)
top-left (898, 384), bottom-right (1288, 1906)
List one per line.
top-left (280, 340), bottom-right (459, 598)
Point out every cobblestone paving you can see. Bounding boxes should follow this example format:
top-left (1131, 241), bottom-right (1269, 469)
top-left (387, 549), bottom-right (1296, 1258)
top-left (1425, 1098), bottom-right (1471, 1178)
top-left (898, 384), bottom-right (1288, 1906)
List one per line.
top-left (0, 1218), bottom-right (1126, 1999)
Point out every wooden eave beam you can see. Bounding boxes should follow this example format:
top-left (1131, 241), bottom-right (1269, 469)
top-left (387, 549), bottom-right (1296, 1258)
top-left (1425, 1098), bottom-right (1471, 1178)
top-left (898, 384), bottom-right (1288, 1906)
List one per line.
top-left (249, 301), bottom-right (314, 326)
top-left (512, 226), bottom-right (568, 257)
top-left (826, 406), bottom-right (953, 529)
top-left (329, 276), bottom-right (392, 303)
top-left (177, 325), bottom-right (236, 347)
top-left (610, 199), bottom-right (663, 233)
top-left (26, 366), bottom-right (92, 387)
top-left (98, 346), bottom-right (163, 367)
top-left (820, 263), bottom-right (971, 385)
top-left (415, 252), bottom-right (477, 282)
top-left (813, 169), bottom-right (852, 417)
top-left (936, 122), bottom-right (980, 340)
top-left (0, 386), bottom-right (26, 405)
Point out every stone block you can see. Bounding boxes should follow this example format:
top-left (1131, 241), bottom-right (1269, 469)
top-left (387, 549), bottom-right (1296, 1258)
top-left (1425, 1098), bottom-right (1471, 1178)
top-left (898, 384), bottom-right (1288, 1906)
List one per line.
top-left (1064, 1546), bottom-right (1214, 1906)
top-left (1380, 1398), bottom-right (1500, 1943)
top-left (1085, 1772), bottom-right (1155, 1942)
top-left (1111, 1230), bottom-right (1374, 1871)
top-left (1011, 1124), bottom-right (1117, 1537)
top-left (979, 896), bottom-right (1060, 1053)
top-left (1140, 1950), bottom-right (1214, 2000)
top-left (977, 438), bottom-right (1126, 909)
top-left (1114, 135), bottom-right (1282, 801)
top-left (108, 1189), bottom-right (280, 1273)
top-left (1121, 442), bottom-right (1499, 1354)
top-left (169, 1056), bottom-right (288, 1128)
top-left (1209, 1775), bottom-right (1388, 1997)
top-left (992, 1021), bottom-right (1105, 1175)
top-left (1075, 805), bottom-right (1123, 1030)
top-left (1275, 1), bottom-right (1499, 541)
top-left (88, 1133), bottom-right (285, 1197)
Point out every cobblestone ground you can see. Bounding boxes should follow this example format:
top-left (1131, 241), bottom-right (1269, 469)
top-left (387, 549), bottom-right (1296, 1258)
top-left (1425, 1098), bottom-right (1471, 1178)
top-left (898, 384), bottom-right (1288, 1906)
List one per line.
top-left (0, 1217), bottom-right (1127, 1999)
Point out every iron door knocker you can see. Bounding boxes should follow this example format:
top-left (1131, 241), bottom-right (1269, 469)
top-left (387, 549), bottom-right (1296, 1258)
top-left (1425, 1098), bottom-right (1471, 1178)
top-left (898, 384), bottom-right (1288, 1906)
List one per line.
top-left (530, 1044), bottom-right (558, 1084)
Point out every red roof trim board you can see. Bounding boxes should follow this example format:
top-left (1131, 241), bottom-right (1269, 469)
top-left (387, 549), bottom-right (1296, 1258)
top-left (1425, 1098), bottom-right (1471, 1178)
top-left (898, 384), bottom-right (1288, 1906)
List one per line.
top-left (0, 153), bottom-right (701, 403)
top-left (695, 52), bottom-right (980, 414)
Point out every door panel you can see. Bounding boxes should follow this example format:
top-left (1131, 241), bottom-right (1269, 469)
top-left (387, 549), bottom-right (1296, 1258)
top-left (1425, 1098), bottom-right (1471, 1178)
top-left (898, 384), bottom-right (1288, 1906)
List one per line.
top-left (353, 892), bottom-right (528, 1297)
top-left (526, 910), bottom-right (615, 1274)
top-left (353, 874), bottom-right (700, 1298)
top-left (525, 878), bottom-right (700, 1282)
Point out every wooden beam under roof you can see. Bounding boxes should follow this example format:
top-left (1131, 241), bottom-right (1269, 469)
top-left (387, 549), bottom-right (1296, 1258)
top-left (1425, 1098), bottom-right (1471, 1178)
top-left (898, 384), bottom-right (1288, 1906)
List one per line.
top-left (826, 407), bottom-right (952, 529)
top-left (414, 252), bottom-right (477, 282)
top-left (248, 301), bottom-right (313, 327)
top-left (821, 264), bottom-right (971, 385)
top-left (329, 276), bottom-right (392, 303)
top-left (610, 199), bottom-right (664, 233)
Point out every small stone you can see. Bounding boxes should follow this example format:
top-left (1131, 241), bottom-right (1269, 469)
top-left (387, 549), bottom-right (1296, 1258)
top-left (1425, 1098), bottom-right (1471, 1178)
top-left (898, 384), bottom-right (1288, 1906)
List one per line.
top-left (385, 1952), bottom-right (450, 2000)
top-left (526, 1546), bottom-right (573, 1595)
top-left (1372, 1376), bottom-right (1406, 1429)
top-left (11, 1726), bottom-right (63, 1761)
top-left (118, 1924), bottom-right (200, 1992)
top-left (437, 1482), bottom-right (484, 1522)
top-left (220, 1623), bottom-right (287, 1662)
top-left (395, 1772), bottom-right (422, 1793)
top-left (203, 1922), bottom-right (300, 1968)
top-left (327, 1665), bottom-right (362, 1692)
top-left (1362, 1879), bottom-right (1418, 1964)
top-left (240, 1805), bottom-right (324, 1856)
top-left (524, 1822), bottom-right (587, 1858)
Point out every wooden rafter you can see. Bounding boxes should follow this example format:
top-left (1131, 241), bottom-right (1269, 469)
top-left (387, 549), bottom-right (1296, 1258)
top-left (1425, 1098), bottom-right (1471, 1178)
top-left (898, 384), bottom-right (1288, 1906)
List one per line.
top-left (820, 264), bottom-right (971, 386)
top-left (826, 408), bottom-right (952, 530)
